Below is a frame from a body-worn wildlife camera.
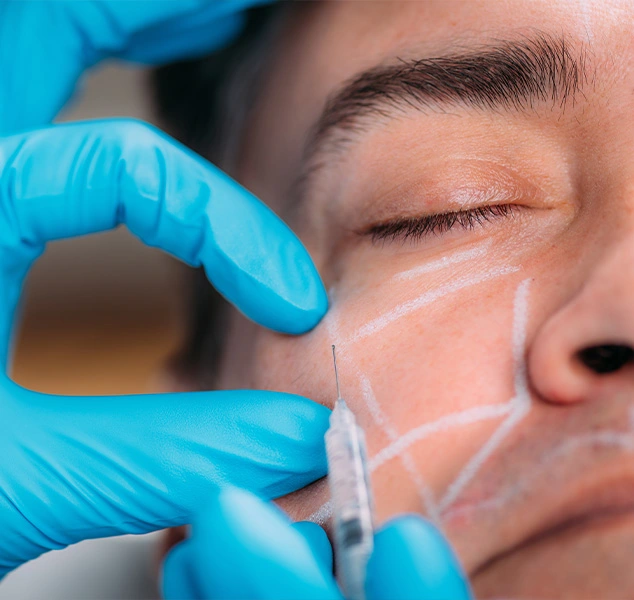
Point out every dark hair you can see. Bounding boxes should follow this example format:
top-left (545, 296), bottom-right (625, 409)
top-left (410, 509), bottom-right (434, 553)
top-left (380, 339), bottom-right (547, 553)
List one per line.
top-left (150, 5), bottom-right (284, 388)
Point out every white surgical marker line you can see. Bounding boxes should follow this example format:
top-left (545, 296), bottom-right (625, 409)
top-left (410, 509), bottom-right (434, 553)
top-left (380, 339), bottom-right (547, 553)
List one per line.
top-left (395, 241), bottom-right (492, 281)
top-left (307, 500), bottom-right (333, 526)
top-left (325, 318), bottom-right (440, 523)
top-left (439, 397), bottom-right (529, 514)
top-left (320, 258), bottom-right (523, 526)
top-left (511, 278), bottom-right (531, 400)
top-left (360, 375), bottom-right (440, 523)
top-left (350, 265), bottom-right (519, 344)
top-left (443, 426), bottom-right (634, 522)
top-left (369, 402), bottom-right (512, 472)
top-left (438, 279), bottom-right (532, 514)
top-left (401, 454), bottom-right (441, 524)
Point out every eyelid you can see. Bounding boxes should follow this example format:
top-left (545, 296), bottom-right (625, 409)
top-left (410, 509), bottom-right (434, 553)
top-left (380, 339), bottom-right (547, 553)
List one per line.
top-left (365, 203), bottom-right (520, 244)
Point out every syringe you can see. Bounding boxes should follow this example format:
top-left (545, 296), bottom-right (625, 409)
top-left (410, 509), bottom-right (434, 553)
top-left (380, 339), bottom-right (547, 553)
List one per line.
top-left (325, 345), bottom-right (375, 600)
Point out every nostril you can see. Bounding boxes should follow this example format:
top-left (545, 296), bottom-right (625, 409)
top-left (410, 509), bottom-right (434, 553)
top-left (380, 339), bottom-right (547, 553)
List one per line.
top-left (577, 344), bottom-right (634, 374)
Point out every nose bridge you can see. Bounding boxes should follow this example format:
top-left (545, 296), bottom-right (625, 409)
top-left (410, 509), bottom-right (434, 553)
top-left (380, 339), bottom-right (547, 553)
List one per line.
top-left (575, 227), bottom-right (634, 327)
top-left (573, 232), bottom-right (634, 320)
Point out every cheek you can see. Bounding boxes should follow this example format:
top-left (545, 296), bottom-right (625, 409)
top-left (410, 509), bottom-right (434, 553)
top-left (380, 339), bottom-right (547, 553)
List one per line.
top-left (249, 272), bottom-right (522, 523)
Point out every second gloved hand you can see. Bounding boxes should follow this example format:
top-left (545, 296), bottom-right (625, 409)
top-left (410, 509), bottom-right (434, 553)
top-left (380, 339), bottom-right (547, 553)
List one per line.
top-left (162, 487), bottom-right (473, 600)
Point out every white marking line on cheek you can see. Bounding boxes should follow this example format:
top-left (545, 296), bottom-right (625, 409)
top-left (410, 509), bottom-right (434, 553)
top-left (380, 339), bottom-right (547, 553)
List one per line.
top-left (307, 500), bottom-right (333, 526)
top-left (320, 315), bottom-right (439, 523)
top-left (360, 375), bottom-right (440, 523)
top-left (349, 265), bottom-right (520, 344)
top-left (438, 279), bottom-right (532, 515)
top-left (394, 241), bottom-right (492, 281)
top-left (369, 402), bottom-right (513, 472)
top-left (443, 426), bottom-right (634, 522)
top-left (318, 263), bottom-right (523, 524)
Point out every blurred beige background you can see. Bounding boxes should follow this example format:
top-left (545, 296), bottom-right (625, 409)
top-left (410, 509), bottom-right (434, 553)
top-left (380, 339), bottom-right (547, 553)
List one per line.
top-left (10, 63), bottom-right (187, 396)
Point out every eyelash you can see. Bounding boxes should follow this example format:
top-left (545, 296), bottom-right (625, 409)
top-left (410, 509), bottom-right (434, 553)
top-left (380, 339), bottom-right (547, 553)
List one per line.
top-left (367, 204), bottom-right (519, 244)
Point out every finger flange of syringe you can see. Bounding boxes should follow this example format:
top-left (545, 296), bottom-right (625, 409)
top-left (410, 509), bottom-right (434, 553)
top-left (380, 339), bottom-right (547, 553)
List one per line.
top-left (325, 397), bottom-right (375, 600)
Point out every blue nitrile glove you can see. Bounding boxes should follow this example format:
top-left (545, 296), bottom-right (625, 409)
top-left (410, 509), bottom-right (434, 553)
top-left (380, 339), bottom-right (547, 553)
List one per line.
top-left (0, 117), bottom-right (330, 577)
top-left (0, 0), bottom-right (330, 578)
top-left (162, 487), bottom-right (473, 600)
top-left (0, 0), bottom-right (330, 577)
top-left (0, 0), bottom-right (273, 134)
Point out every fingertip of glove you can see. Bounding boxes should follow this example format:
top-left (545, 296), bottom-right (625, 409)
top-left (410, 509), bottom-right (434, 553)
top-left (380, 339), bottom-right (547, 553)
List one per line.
top-left (280, 284), bottom-right (329, 335)
top-left (368, 515), bottom-right (472, 600)
top-left (161, 541), bottom-right (198, 600)
top-left (215, 262), bottom-right (328, 336)
top-left (196, 486), bottom-right (291, 549)
top-left (196, 166), bottom-right (329, 335)
top-left (292, 522), bottom-right (333, 574)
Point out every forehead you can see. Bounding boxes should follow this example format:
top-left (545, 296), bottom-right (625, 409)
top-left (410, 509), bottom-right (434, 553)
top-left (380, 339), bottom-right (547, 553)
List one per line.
top-left (239, 0), bottom-right (634, 211)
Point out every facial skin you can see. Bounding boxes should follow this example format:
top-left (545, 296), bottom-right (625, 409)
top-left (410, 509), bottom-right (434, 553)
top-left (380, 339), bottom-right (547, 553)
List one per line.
top-left (200, 1), bottom-right (634, 597)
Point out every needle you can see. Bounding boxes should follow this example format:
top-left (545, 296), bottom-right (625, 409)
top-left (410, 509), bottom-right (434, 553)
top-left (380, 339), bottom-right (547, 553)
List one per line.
top-left (332, 344), bottom-right (342, 400)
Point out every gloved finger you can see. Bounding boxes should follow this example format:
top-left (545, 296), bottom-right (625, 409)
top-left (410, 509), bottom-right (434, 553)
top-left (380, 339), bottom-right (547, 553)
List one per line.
top-left (0, 386), bottom-right (329, 574)
top-left (0, 0), bottom-right (274, 133)
top-left (161, 487), bottom-right (342, 600)
top-left (162, 540), bottom-right (199, 600)
top-left (161, 521), bottom-right (336, 600)
top-left (366, 515), bottom-right (472, 600)
top-left (118, 11), bottom-right (246, 65)
top-left (67, 0), bottom-right (274, 64)
top-left (0, 120), bottom-right (326, 354)
top-left (292, 521), bottom-right (334, 575)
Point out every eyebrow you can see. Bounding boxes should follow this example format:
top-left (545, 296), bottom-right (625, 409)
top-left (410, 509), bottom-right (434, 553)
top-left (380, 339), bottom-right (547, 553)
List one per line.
top-left (289, 33), bottom-right (589, 208)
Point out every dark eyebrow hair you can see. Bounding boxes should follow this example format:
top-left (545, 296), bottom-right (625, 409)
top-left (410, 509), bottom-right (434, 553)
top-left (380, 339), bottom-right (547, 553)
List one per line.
top-left (288, 33), bottom-right (589, 210)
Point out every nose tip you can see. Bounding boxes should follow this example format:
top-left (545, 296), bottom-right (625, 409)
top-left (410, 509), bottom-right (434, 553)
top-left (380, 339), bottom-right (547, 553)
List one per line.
top-left (528, 271), bottom-right (634, 405)
top-left (529, 314), bottom-right (634, 404)
top-left (527, 219), bottom-right (634, 405)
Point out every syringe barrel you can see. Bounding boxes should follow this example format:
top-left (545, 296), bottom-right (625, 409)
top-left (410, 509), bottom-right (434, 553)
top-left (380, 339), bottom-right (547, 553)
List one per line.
top-left (326, 400), bottom-right (374, 600)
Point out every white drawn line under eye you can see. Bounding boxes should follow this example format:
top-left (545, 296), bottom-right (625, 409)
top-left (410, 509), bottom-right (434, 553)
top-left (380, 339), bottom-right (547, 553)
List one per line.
top-left (349, 265), bottom-right (520, 344)
top-left (394, 239), bottom-right (493, 281)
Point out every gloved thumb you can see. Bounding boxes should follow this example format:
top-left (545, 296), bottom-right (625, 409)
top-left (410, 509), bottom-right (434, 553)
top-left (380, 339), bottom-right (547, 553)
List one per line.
top-left (366, 515), bottom-right (472, 600)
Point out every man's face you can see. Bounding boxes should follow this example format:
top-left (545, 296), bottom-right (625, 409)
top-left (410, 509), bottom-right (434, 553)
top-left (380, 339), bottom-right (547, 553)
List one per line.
top-left (215, 1), bottom-right (634, 597)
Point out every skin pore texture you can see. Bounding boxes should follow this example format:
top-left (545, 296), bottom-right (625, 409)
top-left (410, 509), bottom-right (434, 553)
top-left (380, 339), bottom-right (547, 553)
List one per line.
top-left (171, 1), bottom-right (634, 598)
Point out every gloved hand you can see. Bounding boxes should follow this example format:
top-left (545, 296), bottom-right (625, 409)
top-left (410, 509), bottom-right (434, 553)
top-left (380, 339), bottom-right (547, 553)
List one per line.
top-left (0, 118), bottom-right (329, 577)
top-left (162, 487), bottom-right (473, 600)
top-left (0, 0), bottom-right (273, 134)
top-left (0, 0), bottom-right (330, 577)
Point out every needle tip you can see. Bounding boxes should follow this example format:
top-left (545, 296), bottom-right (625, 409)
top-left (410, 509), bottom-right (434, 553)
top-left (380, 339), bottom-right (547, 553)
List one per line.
top-left (331, 345), bottom-right (342, 399)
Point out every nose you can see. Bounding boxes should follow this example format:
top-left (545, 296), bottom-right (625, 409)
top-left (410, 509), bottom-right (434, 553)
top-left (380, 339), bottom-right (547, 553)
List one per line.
top-left (529, 244), bottom-right (634, 404)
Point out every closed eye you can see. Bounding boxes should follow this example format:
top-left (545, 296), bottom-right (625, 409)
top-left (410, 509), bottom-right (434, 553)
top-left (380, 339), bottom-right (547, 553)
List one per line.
top-left (365, 204), bottom-right (519, 244)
